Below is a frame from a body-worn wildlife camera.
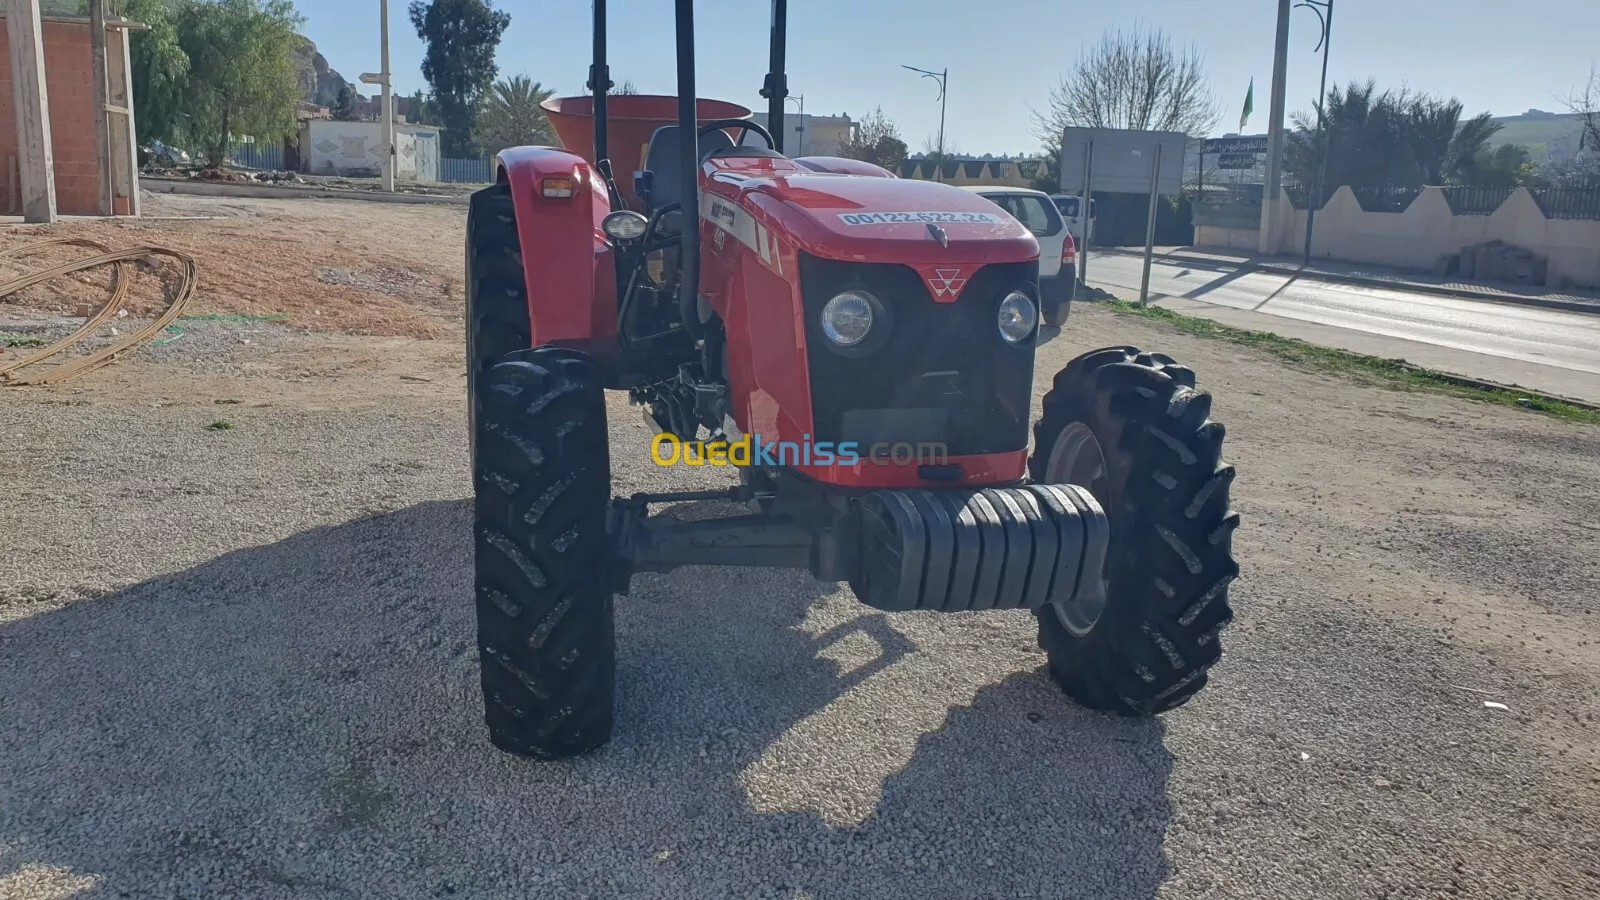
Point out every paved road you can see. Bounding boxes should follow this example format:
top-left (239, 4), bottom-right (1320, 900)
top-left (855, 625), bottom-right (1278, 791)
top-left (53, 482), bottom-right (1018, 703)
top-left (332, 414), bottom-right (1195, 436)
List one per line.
top-left (1085, 251), bottom-right (1600, 403)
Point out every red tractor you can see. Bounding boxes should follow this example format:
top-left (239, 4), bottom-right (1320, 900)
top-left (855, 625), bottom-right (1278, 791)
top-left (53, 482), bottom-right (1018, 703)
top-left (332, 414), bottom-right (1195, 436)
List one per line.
top-left (466, 0), bottom-right (1238, 759)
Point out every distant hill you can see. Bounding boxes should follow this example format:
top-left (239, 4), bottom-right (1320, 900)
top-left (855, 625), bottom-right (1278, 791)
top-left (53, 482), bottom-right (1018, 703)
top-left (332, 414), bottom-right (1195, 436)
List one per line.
top-left (291, 35), bottom-right (363, 110)
top-left (1489, 110), bottom-right (1586, 161)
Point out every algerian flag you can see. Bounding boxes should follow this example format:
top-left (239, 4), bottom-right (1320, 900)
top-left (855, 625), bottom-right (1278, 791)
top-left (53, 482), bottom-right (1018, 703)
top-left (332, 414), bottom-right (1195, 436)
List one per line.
top-left (1240, 78), bottom-right (1254, 132)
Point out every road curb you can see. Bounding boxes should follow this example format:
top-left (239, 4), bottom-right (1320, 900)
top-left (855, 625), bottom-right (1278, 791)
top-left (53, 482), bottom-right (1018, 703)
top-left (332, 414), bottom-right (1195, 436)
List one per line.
top-left (142, 177), bottom-right (472, 206)
top-left (1099, 248), bottom-right (1600, 316)
top-left (1080, 294), bottom-right (1600, 413)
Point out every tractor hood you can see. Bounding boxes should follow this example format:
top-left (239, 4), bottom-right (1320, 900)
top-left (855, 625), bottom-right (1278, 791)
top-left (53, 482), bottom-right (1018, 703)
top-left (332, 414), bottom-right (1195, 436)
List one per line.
top-left (704, 160), bottom-right (1040, 268)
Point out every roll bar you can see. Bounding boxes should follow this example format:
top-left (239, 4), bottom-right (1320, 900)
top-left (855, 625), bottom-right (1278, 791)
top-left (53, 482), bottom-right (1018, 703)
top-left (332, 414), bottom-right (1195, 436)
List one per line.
top-left (762, 0), bottom-right (789, 154)
top-left (585, 0), bottom-right (790, 331)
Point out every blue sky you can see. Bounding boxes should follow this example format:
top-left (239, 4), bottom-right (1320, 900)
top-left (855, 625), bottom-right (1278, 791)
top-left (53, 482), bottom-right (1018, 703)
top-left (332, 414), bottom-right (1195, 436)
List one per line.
top-left (304, 0), bottom-right (1600, 153)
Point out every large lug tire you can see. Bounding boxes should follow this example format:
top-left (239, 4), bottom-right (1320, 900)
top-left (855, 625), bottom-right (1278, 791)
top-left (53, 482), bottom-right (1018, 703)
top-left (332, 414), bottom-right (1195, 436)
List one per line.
top-left (466, 182), bottom-right (533, 467)
top-left (473, 348), bottom-right (616, 758)
top-left (1029, 346), bottom-right (1239, 715)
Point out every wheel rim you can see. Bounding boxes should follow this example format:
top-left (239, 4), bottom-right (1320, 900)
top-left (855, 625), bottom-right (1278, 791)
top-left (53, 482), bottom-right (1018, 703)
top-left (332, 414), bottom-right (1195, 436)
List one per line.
top-left (1046, 422), bottom-right (1110, 500)
top-left (1044, 422), bottom-right (1111, 637)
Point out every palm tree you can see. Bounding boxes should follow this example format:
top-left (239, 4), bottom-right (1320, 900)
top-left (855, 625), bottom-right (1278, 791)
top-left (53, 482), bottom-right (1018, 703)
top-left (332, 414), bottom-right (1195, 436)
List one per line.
top-left (1286, 81), bottom-right (1415, 197)
top-left (1286, 80), bottom-right (1505, 197)
top-left (472, 75), bottom-right (555, 155)
top-left (1408, 98), bottom-right (1501, 184)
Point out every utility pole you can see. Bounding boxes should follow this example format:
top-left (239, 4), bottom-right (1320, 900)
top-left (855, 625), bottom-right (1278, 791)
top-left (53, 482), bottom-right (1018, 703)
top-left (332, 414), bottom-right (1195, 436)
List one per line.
top-left (1078, 140), bottom-right (1094, 285)
top-left (89, 0), bottom-right (111, 215)
top-left (786, 94), bottom-right (804, 155)
top-left (902, 64), bottom-right (947, 180)
top-left (1259, 0), bottom-right (1291, 255)
top-left (7, 0), bottom-right (57, 222)
top-left (1139, 144), bottom-right (1163, 306)
top-left (380, 0), bottom-right (395, 192)
top-left (1299, 0), bottom-right (1334, 263)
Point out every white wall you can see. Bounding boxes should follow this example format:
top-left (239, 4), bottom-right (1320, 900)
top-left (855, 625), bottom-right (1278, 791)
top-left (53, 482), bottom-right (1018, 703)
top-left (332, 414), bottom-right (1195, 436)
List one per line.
top-left (1208, 186), bottom-right (1600, 289)
top-left (300, 120), bottom-right (441, 180)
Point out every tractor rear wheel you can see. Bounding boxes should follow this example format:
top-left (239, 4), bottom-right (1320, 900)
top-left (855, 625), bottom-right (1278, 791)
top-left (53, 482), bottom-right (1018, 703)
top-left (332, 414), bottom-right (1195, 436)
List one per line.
top-left (473, 348), bottom-right (616, 757)
top-left (1029, 346), bottom-right (1239, 715)
top-left (466, 182), bottom-right (533, 467)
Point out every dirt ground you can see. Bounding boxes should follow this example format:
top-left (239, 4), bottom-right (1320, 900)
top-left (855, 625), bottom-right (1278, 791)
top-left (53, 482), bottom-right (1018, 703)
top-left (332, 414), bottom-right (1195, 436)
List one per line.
top-left (1, 193), bottom-right (466, 338)
top-left (1, 194), bottom-right (1598, 899)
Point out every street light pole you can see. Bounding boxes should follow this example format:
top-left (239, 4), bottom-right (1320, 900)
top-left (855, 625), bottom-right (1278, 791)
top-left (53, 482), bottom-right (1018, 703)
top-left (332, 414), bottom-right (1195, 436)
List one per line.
top-left (902, 64), bottom-right (947, 180)
top-left (1297, 0), bottom-right (1333, 264)
top-left (380, 0), bottom-right (395, 192)
top-left (786, 94), bottom-right (804, 156)
top-left (1259, 0), bottom-right (1292, 255)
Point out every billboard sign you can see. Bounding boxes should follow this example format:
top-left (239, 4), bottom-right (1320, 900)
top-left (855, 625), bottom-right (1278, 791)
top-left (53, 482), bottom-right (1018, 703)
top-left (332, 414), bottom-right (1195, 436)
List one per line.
top-left (1058, 127), bottom-right (1187, 195)
top-left (1202, 136), bottom-right (1268, 155)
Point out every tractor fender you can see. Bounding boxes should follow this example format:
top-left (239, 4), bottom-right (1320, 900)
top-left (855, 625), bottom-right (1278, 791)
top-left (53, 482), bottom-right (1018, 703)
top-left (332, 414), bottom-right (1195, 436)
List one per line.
top-left (494, 147), bottom-right (618, 349)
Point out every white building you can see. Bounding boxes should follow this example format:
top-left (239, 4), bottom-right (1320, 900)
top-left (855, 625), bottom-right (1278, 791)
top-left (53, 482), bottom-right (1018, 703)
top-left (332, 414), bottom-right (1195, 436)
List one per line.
top-left (749, 112), bottom-right (855, 157)
top-left (299, 119), bottom-right (442, 182)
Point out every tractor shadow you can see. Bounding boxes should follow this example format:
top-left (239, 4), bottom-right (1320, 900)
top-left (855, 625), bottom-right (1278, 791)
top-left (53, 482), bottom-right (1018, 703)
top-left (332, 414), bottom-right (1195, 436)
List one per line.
top-left (0, 499), bottom-right (1173, 898)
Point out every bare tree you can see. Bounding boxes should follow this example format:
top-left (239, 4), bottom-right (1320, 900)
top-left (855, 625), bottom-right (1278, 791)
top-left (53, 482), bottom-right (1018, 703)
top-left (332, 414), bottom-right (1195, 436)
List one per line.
top-left (836, 106), bottom-right (907, 169)
top-left (1033, 23), bottom-right (1219, 149)
top-left (919, 134), bottom-right (962, 159)
top-left (1563, 66), bottom-right (1600, 178)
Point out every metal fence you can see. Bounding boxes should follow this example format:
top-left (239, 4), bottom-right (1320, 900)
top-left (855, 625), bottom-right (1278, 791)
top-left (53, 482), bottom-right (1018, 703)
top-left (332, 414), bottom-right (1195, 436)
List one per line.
top-left (172, 141), bottom-right (284, 171)
top-left (1350, 185), bottom-right (1424, 213)
top-left (438, 157), bottom-right (494, 184)
top-left (1442, 186), bottom-right (1514, 216)
top-left (1530, 184), bottom-right (1600, 220)
top-left (1191, 184), bottom-right (1265, 230)
top-left (1283, 182), bottom-right (1337, 210)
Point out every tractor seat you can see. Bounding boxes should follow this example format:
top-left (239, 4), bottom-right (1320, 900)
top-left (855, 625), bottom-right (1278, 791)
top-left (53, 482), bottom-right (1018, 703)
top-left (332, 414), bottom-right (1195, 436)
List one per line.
top-left (642, 125), bottom-right (734, 213)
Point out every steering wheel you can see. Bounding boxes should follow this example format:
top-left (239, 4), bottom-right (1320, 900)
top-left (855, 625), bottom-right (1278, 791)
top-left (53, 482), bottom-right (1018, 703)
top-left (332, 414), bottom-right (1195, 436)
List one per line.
top-left (698, 118), bottom-right (774, 149)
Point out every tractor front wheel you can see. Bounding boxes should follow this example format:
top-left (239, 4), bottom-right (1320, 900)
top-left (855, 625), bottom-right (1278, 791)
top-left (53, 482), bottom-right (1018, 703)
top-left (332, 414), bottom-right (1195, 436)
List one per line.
top-left (473, 348), bottom-right (616, 757)
top-left (1029, 346), bottom-right (1239, 714)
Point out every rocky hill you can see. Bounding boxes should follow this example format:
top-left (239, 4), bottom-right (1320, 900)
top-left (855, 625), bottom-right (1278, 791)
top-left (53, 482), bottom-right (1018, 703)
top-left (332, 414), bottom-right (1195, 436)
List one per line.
top-left (291, 34), bottom-right (365, 110)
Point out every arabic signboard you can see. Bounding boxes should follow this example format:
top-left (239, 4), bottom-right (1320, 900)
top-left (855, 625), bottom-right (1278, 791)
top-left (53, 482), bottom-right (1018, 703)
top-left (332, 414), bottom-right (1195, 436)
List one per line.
top-left (1216, 153), bottom-right (1258, 170)
top-left (1202, 136), bottom-right (1268, 155)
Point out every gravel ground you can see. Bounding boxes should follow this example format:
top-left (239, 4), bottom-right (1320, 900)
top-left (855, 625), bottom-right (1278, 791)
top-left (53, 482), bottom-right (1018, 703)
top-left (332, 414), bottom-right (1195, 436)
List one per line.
top-left (3, 302), bottom-right (1599, 898)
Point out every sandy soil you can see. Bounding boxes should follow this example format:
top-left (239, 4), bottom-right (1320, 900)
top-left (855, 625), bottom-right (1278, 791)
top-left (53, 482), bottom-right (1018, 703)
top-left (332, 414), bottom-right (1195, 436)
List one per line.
top-left (1, 193), bottom-right (466, 338)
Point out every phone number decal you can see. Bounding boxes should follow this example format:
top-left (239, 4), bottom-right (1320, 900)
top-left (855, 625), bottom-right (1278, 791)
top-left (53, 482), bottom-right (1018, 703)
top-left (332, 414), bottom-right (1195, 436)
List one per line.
top-left (837, 211), bottom-right (1002, 226)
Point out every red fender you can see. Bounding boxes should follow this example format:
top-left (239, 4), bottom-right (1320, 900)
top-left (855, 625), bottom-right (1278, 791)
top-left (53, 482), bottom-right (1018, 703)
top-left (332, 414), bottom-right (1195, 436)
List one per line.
top-left (494, 147), bottom-right (618, 350)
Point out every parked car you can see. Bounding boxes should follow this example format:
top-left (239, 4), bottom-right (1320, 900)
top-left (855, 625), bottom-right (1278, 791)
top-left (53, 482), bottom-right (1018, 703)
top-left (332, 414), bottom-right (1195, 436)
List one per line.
top-left (965, 186), bottom-right (1077, 326)
top-left (1049, 194), bottom-right (1097, 246)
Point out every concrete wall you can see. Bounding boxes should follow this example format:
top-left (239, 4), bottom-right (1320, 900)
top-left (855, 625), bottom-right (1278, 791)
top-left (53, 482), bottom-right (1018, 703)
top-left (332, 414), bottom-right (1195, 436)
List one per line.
top-left (1, 17), bottom-right (133, 216)
top-left (299, 119), bottom-right (441, 180)
top-left (1193, 224), bottom-right (1262, 251)
top-left (1199, 186), bottom-right (1600, 289)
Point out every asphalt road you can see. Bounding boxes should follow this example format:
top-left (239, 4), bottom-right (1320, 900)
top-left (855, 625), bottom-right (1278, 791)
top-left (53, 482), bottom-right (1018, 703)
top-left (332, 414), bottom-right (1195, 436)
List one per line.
top-left (1085, 251), bottom-right (1600, 403)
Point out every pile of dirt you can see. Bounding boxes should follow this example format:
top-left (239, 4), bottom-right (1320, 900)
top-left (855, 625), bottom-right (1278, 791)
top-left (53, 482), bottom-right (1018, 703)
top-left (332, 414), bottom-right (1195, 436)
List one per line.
top-left (1, 197), bottom-right (467, 338)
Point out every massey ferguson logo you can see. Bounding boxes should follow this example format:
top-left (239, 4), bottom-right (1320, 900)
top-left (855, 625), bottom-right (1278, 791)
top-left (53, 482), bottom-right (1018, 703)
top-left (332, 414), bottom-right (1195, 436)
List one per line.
top-left (926, 268), bottom-right (967, 298)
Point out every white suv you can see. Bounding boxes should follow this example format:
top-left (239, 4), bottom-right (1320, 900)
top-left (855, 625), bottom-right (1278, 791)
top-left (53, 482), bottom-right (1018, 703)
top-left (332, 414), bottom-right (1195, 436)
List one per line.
top-left (964, 186), bottom-right (1077, 326)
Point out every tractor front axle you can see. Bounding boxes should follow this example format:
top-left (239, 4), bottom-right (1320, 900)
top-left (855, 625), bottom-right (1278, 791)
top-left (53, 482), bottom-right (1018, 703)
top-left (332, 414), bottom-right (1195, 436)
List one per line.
top-left (608, 482), bottom-right (1109, 620)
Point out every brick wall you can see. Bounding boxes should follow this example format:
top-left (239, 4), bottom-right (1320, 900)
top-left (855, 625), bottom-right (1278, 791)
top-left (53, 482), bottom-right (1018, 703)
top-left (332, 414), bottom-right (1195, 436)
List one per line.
top-left (1, 18), bottom-right (109, 216)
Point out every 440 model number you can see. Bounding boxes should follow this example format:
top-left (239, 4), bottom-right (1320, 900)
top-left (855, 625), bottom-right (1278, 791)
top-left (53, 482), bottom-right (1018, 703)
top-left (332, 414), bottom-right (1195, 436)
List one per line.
top-left (837, 211), bottom-right (1001, 225)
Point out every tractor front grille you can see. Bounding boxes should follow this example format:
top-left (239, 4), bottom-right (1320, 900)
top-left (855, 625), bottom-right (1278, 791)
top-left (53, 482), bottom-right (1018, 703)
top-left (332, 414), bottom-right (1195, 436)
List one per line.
top-left (797, 253), bottom-right (1037, 457)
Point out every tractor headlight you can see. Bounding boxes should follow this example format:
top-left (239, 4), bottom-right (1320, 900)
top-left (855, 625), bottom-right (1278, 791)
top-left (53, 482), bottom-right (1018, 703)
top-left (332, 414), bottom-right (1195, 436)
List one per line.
top-left (602, 210), bottom-right (649, 242)
top-left (821, 291), bottom-right (876, 347)
top-left (998, 291), bottom-right (1037, 343)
